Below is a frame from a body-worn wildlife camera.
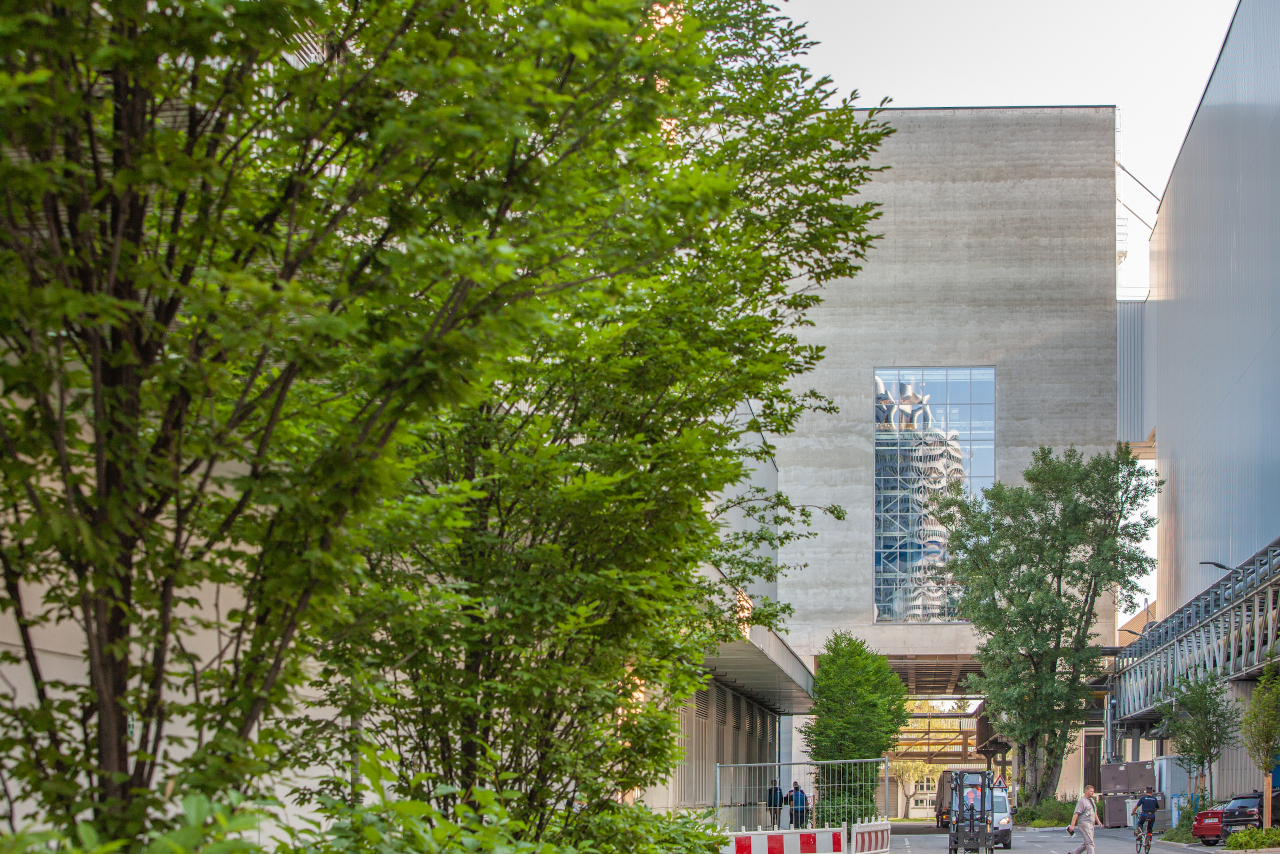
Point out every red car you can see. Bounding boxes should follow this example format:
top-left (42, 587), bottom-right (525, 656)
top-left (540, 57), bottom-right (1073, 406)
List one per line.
top-left (1194, 802), bottom-right (1229, 846)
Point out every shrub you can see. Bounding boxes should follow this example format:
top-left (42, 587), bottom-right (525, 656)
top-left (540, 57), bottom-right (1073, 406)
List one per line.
top-left (558, 806), bottom-right (723, 854)
top-left (0, 782), bottom-right (567, 854)
top-left (1163, 805), bottom-right (1196, 844)
top-left (1013, 797), bottom-right (1077, 827)
top-left (1224, 826), bottom-right (1280, 850)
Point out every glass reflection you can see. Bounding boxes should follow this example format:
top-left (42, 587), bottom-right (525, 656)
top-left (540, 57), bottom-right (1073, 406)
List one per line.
top-left (873, 366), bottom-right (995, 623)
top-left (971, 368), bottom-right (995, 404)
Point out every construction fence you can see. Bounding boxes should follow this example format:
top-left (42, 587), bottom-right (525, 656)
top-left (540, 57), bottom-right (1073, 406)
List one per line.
top-left (714, 758), bottom-right (889, 832)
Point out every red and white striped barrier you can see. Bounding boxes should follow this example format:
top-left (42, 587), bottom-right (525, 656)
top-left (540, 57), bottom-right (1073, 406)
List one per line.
top-left (720, 827), bottom-right (845, 854)
top-left (720, 820), bottom-right (889, 854)
top-left (850, 819), bottom-right (891, 854)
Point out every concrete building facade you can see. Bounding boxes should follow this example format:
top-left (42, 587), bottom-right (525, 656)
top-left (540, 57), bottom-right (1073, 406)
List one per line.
top-left (772, 107), bottom-right (1120, 685)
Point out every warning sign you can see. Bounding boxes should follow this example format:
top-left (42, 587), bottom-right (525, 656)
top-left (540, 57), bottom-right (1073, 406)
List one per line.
top-left (993, 775), bottom-right (1006, 788)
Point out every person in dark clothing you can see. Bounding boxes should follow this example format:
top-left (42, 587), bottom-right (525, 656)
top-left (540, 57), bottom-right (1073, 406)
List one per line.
top-left (786, 781), bottom-right (809, 829)
top-left (1132, 787), bottom-right (1160, 840)
top-left (766, 779), bottom-right (785, 828)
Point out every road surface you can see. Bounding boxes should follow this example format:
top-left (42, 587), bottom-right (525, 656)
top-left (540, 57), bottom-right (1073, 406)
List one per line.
top-left (887, 826), bottom-right (1187, 854)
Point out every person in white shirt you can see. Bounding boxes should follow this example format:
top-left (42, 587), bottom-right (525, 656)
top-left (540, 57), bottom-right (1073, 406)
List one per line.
top-left (1067, 785), bottom-right (1098, 854)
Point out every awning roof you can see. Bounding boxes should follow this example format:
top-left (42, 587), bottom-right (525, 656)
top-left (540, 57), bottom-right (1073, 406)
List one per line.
top-left (703, 625), bottom-right (815, 715)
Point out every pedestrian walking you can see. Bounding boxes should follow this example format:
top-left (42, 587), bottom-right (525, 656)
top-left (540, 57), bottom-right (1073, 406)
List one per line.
top-left (766, 779), bottom-right (784, 829)
top-left (1067, 784), bottom-right (1099, 854)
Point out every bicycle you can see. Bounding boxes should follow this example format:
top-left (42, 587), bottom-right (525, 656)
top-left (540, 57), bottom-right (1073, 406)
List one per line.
top-left (1134, 820), bottom-right (1154, 854)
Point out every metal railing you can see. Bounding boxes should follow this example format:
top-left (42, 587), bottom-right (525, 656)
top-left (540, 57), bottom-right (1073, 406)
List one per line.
top-left (1115, 535), bottom-right (1280, 720)
top-left (714, 758), bottom-right (888, 832)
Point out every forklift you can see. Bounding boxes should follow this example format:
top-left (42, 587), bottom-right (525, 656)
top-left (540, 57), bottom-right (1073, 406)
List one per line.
top-left (946, 770), bottom-right (996, 854)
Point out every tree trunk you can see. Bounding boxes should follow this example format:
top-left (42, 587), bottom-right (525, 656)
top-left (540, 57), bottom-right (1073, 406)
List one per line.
top-left (1266, 772), bottom-right (1273, 829)
top-left (1036, 730), bottom-right (1071, 806)
top-left (1023, 739), bottom-right (1044, 806)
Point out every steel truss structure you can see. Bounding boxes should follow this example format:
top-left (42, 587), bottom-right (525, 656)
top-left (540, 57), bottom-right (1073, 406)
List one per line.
top-left (1115, 535), bottom-right (1280, 722)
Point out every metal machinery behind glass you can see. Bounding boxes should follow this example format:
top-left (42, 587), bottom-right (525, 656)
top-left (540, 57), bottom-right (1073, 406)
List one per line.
top-left (874, 367), bottom-right (994, 622)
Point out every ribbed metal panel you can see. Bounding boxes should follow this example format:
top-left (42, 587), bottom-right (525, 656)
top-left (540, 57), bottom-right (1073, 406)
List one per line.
top-left (1117, 300), bottom-right (1146, 443)
top-left (1143, 301), bottom-right (1158, 440)
top-left (1152, 0), bottom-right (1280, 616)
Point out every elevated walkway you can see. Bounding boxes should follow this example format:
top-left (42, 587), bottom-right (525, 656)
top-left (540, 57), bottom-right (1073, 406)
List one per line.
top-left (1115, 535), bottom-right (1280, 722)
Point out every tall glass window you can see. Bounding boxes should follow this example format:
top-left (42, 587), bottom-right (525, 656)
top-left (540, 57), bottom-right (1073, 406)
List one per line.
top-left (874, 367), bottom-right (995, 622)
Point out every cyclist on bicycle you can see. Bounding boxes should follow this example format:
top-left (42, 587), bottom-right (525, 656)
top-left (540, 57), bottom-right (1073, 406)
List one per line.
top-left (1132, 787), bottom-right (1160, 842)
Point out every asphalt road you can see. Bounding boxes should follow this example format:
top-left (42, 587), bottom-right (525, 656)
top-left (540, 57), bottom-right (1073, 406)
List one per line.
top-left (888, 826), bottom-right (1175, 854)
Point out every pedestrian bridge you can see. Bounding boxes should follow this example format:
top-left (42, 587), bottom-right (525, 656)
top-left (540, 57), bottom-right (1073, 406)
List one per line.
top-left (1115, 535), bottom-right (1280, 722)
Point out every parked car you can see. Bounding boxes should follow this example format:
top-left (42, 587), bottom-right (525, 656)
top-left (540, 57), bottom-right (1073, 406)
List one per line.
top-left (1193, 802), bottom-right (1229, 846)
top-left (1221, 791), bottom-right (1280, 837)
top-left (991, 787), bottom-right (1013, 850)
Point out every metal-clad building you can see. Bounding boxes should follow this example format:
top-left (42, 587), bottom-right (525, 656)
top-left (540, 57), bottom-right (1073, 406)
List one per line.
top-left (1150, 0), bottom-right (1280, 617)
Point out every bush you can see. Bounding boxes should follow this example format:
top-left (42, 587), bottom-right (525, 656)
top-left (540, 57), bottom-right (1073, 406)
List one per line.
top-left (1224, 826), bottom-right (1280, 850)
top-left (0, 753), bottom-right (729, 854)
top-left (559, 806), bottom-right (723, 854)
top-left (1013, 797), bottom-right (1077, 827)
top-left (1163, 804), bottom-right (1196, 844)
top-left (0, 780), bottom-right (568, 854)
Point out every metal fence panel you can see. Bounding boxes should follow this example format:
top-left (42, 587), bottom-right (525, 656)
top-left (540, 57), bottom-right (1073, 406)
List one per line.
top-left (714, 758), bottom-right (888, 831)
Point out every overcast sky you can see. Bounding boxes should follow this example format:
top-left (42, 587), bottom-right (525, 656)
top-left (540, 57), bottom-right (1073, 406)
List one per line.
top-left (777, 0), bottom-right (1240, 301)
top-left (772, 1), bottom-right (1238, 617)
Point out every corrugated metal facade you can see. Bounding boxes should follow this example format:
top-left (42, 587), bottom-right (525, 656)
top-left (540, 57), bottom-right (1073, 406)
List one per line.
top-left (1212, 681), bottom-right (1267, 799)
top-left (643, 682), bottom-right (779, 812)
top-left (1151, 0), bottom-right (1280, 617)
top-left (1117, 301), bottom-right (1147, 443)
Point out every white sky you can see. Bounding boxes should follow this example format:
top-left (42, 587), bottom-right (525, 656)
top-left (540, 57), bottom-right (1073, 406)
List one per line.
top-left (773, 1), bottom-right (1229, 617)
top-left (777, 0), bottom-right (1240, 301)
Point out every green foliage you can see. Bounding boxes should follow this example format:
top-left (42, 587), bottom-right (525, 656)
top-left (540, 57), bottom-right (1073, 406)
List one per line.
top-left (1162, 806), bottom-right (1196, 844)
top-left (813, 783), bottom-right (881, 827)
top-left (0, 764), bottom-right (572, 854)
top-left (800, 632), bottom-right (908, 761)
top-left (937, 445), bottom-right (1158, 805)
top-left (0, 0), bottom-right (887, 842)
top-left (555, 806), bottom-right (724, 854)
top-left (1012, 796), bottom-right (1077, 827)
top-left (1, 795), bottom-right (259, 854)
top-left (0, 0), bottom-right (728, 837)
top-left (1242, 657), bottom-right (1280, 797)
top-left (1223, 826), bottom-right (1280, 850)
top-left (279, 0), bottom-right (888, 839)
top-left (281, 753), bottom-right (569, 854)
top-left (1155, 673), bottom-right (1241, 801)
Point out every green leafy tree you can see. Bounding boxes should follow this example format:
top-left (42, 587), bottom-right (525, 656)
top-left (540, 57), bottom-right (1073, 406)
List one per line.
top-left (936, 445), bottom-right (1158, 805)
top-left (0, 0), bottom-right (742, 838)
top-left (1243, 657), bottom-right (1280, 827)
top-left (800, 632), bottom-right (908, 761)
top-left (1155, 673), bottom-right (1242, 802)
top-left (290, 0), bottom-right (889, 840)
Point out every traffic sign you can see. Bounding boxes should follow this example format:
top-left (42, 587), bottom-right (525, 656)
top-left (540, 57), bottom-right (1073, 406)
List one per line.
top-left (993, 774), bottom-right (1006, 788)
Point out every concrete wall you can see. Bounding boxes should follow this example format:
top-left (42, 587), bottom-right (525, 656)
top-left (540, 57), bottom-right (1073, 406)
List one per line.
top-left (1149, 0), bottom-right (1280, 617)
top-left (773, 107), bottom-right (1118, 658)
